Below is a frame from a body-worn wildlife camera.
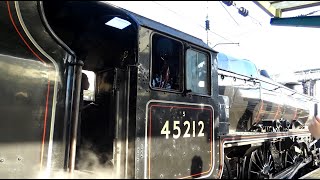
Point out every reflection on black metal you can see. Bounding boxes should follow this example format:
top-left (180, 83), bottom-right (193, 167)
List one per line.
top-left (0, 1), bottom-right (319, 179)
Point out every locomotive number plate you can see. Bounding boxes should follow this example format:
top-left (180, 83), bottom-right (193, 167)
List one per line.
top-left (146, 101), bottom-right (214, 179)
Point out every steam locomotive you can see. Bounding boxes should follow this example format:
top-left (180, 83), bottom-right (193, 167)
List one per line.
top-left (0, 1), bottom-right (319, 179)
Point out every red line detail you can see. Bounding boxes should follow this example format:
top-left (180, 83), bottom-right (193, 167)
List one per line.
top-left (6, 1), bottom-right (50, 169)
top-left (274, 104), bottom-right (280, 120)
top-left (148, 106), bottom-right (152, 179)
top-left (256, 99), bottom-right (264, 121)
top-left (40, 79), bottom-right (50, 167)
top-left (150, 104), bottom-right (212, 112)
top-left (6, 1), bottom-right (46, 64)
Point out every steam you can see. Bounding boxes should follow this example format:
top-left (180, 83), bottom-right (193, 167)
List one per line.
top-left (36, 141), bottom-right (115, 179)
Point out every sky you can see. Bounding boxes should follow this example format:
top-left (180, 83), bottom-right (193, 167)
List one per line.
top-left (104, 1), bottom-right (320, 77)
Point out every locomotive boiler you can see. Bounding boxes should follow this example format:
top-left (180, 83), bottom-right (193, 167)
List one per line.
top-left (217, 52), bottom-right (320, 179)
top-left (217, 52), bottom-right (315, 134)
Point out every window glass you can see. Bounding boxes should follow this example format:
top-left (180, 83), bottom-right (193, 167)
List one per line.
top-left (151, 34), bottom-right (182, 91)
top-left (217, 53), bottom-right (258, 78)
top-left (82, 70), bottom-right (95, 101)
top-left (242, 59), bottom-right (258, 78)
top-left (186, 49), bottom-right (210, 95)
top-left (217, 53), bottom-right (230, 70)
top-left (229, 59), bottom-right (247, 76)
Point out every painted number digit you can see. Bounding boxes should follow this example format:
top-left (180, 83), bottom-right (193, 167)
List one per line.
top-left (173, 121), bottom-right (181, 139)
top-left (198, 121), bottom-right (205, 137)
top-left (161, 121), bottom-right (171, 139)
top-left (183, 121), bottom-right (191, 138)
top-left (192, 121), bottom-right (196, 137)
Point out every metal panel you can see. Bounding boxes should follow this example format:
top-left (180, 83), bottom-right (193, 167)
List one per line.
top-left (135, 26), bottom-right (221, 179)
top-left (0, 1), bottom-right (70, 177)
top-left (146, 101), bottom-right (214, 179)
top-left (270, 16), bottom-right (320, 27)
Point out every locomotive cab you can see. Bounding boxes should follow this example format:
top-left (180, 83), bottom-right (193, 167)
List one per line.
top-left (43, 1), bottom-right (138, 178)
top-left (42, 1), bottom-right (220, 178)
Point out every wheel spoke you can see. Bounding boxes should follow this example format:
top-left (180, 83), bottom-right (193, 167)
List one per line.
top-left (268, 155), bottom-right (272, 165)
top-left (288, 153), bottom-right (293, 161)
top-left (265, 145), bottom-right (269, 162)
top-left (259, 149), bottom-right (264, 163)
top-left (258, 150), bottom-right (264, 164)
top-left (255, 151), bottom-right (263, 165)
top-left (252, 158), bottom-right (263, 170)
top-left (269, 160), bottom-right (274, 166)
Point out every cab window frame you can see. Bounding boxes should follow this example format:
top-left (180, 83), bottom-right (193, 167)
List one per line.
top-left (149, 32), bottom-right (184, 93)
top-left (185, 46), bottom-right (211, 97)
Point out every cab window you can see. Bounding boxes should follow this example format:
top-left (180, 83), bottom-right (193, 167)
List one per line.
top-left (151, 34), bottom-right (182, 91)
top-left (82, 70), bottom-right (96, 101)
top-left (186, 49), bottom-right (210, 95)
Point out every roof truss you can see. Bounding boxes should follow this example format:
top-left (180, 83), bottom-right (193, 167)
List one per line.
top-left (253, 1), bottom-right (320, 27)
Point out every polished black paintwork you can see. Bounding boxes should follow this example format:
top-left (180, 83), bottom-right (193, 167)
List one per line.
top-left (0, 1), bottom-right (221, 179)
top-left (217, 55), bottom-right (318, 133)
top-left (0, 1), bottom-right (318, 179)
top-left (0, 1), bottom-right (71, 177)
top-left (134, 27), bottom-right (220, 179)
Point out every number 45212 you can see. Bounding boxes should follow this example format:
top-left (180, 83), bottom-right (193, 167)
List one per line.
top-left (160, 120), bottom-right (205, 139)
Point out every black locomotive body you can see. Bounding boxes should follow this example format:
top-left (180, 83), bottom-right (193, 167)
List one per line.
top-left (0, 1), bottom-right (319, 179)
top-left (217, 53), bottom-right (319, 179)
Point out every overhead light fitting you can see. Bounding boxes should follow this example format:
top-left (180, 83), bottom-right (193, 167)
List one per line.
top-left (105, 17), bottom-right (131, 30)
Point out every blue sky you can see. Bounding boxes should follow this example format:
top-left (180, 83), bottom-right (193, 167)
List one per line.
top-left (105, 1), bottom-right (320, 76)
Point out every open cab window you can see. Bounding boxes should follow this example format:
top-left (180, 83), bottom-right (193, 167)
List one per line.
top-left (82, 70), bottom-right (96, 101)
top-left (151, 34), bottom-right (183, 92)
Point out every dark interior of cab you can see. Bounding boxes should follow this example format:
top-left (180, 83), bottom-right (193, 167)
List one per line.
top-left (43, 1), bottom-right (137, 173)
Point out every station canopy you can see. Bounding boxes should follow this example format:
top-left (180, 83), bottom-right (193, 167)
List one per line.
top-left (253, 1), bottom-right (320, 27)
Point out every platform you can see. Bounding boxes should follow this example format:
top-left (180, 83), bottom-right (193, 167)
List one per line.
top-left (300, 168), bottom-right (320, 179)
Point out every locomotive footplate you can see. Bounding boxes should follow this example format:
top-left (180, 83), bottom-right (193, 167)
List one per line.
top-left (146, 101), bottom-right (214, 179)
